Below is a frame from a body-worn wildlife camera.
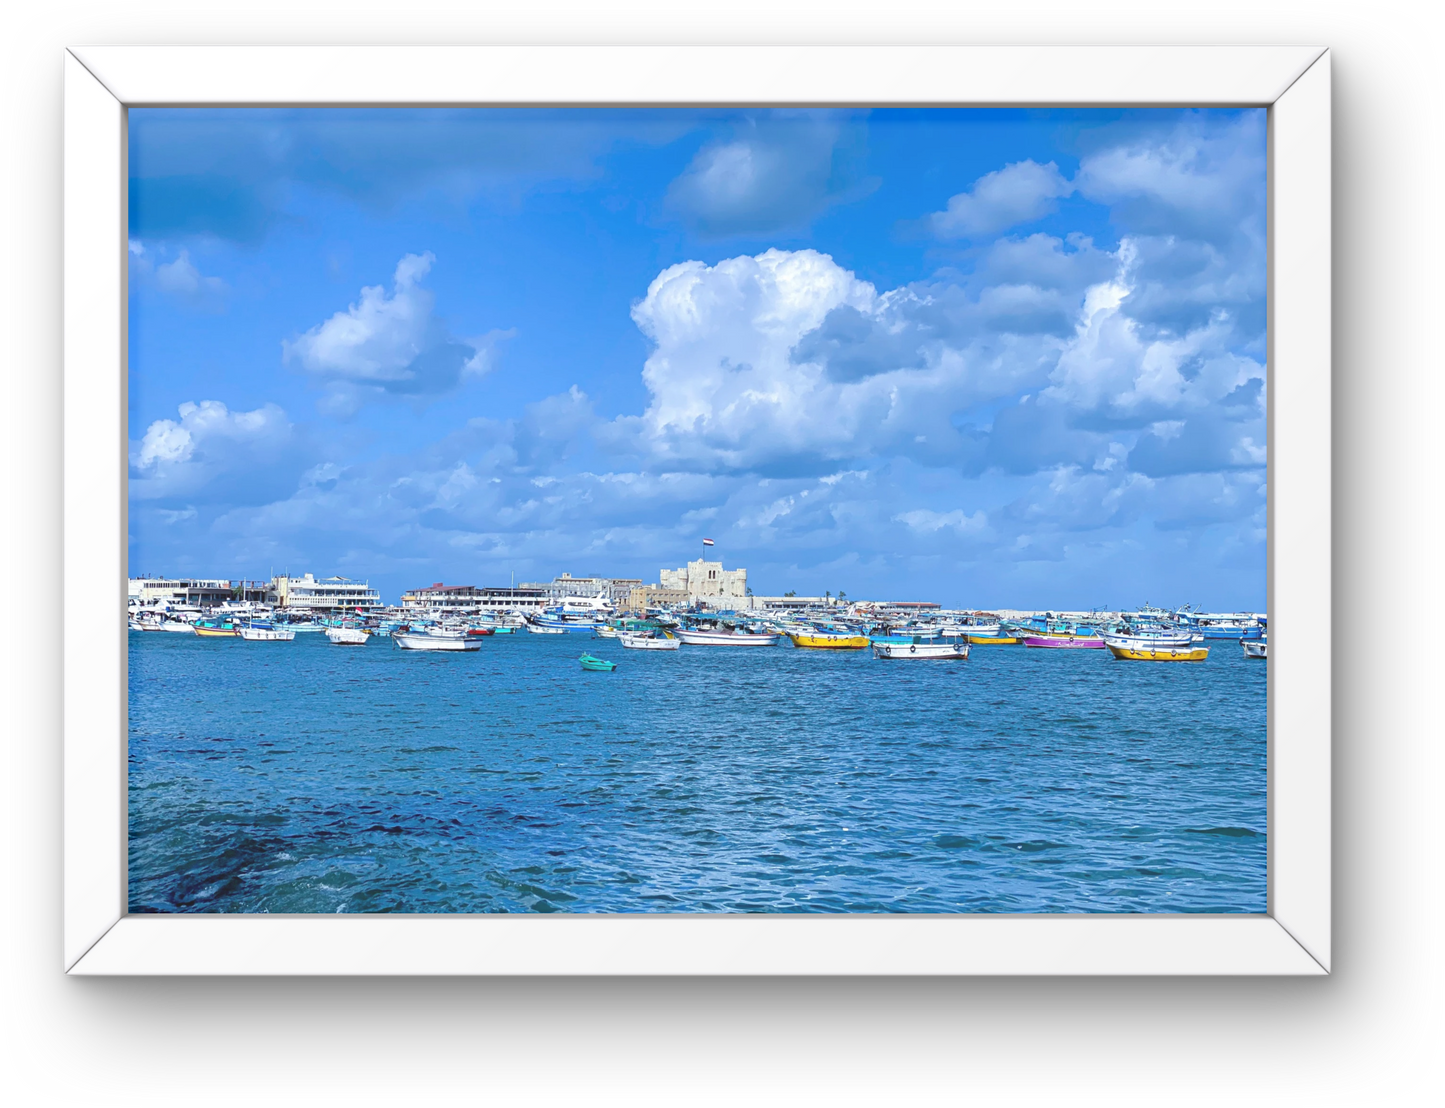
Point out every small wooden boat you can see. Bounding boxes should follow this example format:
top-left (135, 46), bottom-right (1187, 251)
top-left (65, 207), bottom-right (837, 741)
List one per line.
top-left (788, 630), bottom-right (870, 650)
top-left (966, 633), bottom-right (1019, 644)
top-left (1102, 632), bottom-right (1197, 651)
top-left (1106, 642), bottom-right (1210, 662)
top-left (238, 623), bottom-right (296, 641)
top-left (872, 639), bottom-right (970, 661)
top-left (674, 628), bottom-right (780, 646)
top-left (193, 618), bottom-right (239, 638)
top-left (394, 632), bottom-right (482, 651)
top-left (619, 632), bottom-right (680, 650)
top-left (579, 653), bottom-right (618, 671)
top-left (325, 626), bottom-right (370, 645)
top-left (1242, 639), bottom-right (1268, 659)
top-left (527, 622), bottom-right (567, 634)
top-left (1023, 633), bottom-right (1106, 649)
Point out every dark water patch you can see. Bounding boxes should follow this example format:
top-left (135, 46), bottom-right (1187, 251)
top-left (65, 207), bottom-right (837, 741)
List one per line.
top-left (1186, 826), bottom-right (1262, 838)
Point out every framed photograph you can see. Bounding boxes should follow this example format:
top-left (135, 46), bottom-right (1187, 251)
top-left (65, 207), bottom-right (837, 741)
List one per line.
top-left (65, 44), bottom-right (1330, 974)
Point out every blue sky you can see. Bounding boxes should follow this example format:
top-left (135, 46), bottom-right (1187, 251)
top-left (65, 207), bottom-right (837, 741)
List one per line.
top-left (127, 107), bottom-right (1267, 609)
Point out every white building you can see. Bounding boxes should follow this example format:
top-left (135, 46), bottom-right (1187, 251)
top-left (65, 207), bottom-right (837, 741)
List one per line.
top-left (399, 583), bottom-right (548, 613)
top-left (272, 573), bottom-right (381, 612)
top-left (128, 576), bottom-right (235, 607)
top-left (660, 559), bottom-right (747, 602)
top-left (518, 573), bottom-right (643, 605)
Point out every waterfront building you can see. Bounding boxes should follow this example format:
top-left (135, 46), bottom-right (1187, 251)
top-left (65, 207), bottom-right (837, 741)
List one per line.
top-left (624, 585), bottom-right (690, 612)
top-left (400, 583), bottom-right (548, 612)
top-left (128, 576), bottom-right (236, 607)
top-left (519, 573), bottom-right (643, 605)
top-left (660, 559), bottom-right (747, 602)
top-left (271, 573), bottom-right (381, 612)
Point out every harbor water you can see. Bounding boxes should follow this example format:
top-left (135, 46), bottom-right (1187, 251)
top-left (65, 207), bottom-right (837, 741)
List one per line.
top-left (128, 632), bottom-right (1267, 914)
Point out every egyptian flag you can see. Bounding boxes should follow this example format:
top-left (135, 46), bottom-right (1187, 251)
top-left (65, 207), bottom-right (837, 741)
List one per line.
top-left (702, 538), bottom-right (715, 546)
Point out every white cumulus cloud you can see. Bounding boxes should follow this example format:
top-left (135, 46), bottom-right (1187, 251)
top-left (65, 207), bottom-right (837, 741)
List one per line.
top-left (283, 253), bottom-right (509, 410)
top-left (930, 160), bottom-right (1074, 239)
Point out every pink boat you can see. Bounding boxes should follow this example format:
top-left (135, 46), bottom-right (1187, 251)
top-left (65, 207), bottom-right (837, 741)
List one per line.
top-left (1023, 634), bottom-right (1107, 649)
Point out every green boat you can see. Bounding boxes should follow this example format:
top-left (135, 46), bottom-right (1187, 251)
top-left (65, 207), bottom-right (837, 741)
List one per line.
top-left (579, 653), bottom-right (617, 672)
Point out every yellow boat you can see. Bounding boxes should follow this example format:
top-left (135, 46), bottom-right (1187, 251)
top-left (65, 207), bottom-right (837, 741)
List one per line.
top-left (967, 634), bottom-right (1020, 644)
top-left (1106, 643), bottom-right (1209, 662)
top-left (788, 631), bottom-right (870, 650)
top-left (193, 619), bottom-right (239, 638)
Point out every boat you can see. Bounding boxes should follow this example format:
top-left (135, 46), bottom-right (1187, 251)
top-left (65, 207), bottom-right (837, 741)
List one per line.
top-left (193, 618), bottom-right (240, 638)
top-left (1243, 638), bottom-right (1268, 659)
top-left (1023, 634), bottom-right (1106, 648)
top-left (531, 610), bottom-right (603, 632)
top-left (788, 630), bottom-right (870, 650)
top-left (619, 632), bottom-right (680, 650)
top-left (325, 626), bottom-right (370, 645)
top-left (872, 638), bottom-right (970, 661)
top-left (527, 622), bottom-right (567, 634)
top-left (579, 652), bottom-right (618, 671)
top-left (1106, 642), bottom-right (1210, 662)
top-left (238, 622), bottom-right (296, 641)
top-left (394, 632), bottom-right (482, 652)
top-left (159, 619), bottom-right (197, 633)
top-left (674, 627), bottom-right (780, 646)
top-left (1102, 631), bottom-right (1197, 651)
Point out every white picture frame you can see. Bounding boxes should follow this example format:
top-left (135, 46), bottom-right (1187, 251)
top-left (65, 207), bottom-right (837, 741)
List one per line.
top-left (64, 44), bottom-right (1330, 975)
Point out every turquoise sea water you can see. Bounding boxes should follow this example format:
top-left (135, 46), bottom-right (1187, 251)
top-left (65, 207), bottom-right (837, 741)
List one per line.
top-left (128, 631), bottom-right (1267, 914)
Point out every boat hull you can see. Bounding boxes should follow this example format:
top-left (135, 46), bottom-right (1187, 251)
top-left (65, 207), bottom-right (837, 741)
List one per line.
top-left (674, 629), bottom-right (780, 646)
top-left (1107, 644), bottom-right (1210, 661)
top-left (325, 628), bottom-right (370, 645)
top-left (394, 633), bottom-right (481, 651)
top-left (193, 625), bottom-right (238, 637)
top-left (620, 634), bottom-right (680, 650)
top-left (872, 642), bottom-right (969, 660)
top-left (966, 634), bottom-right (1019, 644)
top-left (1242, 640), bottom-right (1268, 659)
top-left (1102, 634), bottom-right (1196, 651)
top-left (1023, 635), bottom-right (1106, 649)
top-left (238, 627), bottom-right (295, 641)
top-left (526, 623), bottom-right (567, 634)
top-left (579, 653), bottom-right (617, 671)
top-left (788, 633), bottom-right (870, 650)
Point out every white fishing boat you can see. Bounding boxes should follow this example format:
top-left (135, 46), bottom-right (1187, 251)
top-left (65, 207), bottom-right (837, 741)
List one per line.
top-left (527, 622), bottom-right (567, 634)
top-left (159, 619), bottom-right (197, 633)
top-left (872, 639), bottom-right (970, 660)
top-left (673, 627), bottom-right (780, 646)
top-left (1102, 631), bottom-right (1197, 651)
top-left (325, 626), bottom-right (370, 645)
top-left (394, 632), bottom-right (482, 651)
top-left (619, 632), bottom-right (680, 650)
top-left (239, 624), bottom-right (296, 642)
top-left (1242, 638), bottom-right (1268, 659)
top-left (593, 625), bottom-right (622, 639)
